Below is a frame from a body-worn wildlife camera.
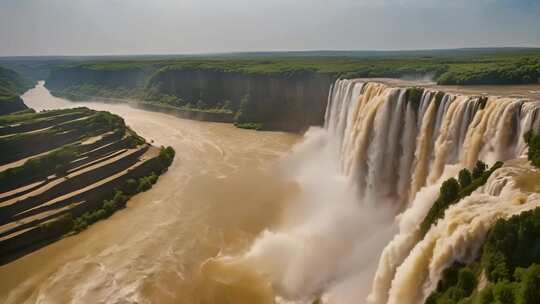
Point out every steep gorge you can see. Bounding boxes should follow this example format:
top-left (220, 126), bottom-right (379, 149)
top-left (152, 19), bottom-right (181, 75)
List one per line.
top-left (7, 70), bottom-right (540, 303)
top-left (46, 66), bottom-right (333, 132)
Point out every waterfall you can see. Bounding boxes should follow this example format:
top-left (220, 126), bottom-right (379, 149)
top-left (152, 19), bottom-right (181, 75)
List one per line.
top-left (380, 162), bottom-right (540, 304)
top-left (323, 80), bottom-right (540, 304)
top-left (326, 80), bottom-right (540, 207)
top-left (212, 79), bottom-right (540, 304)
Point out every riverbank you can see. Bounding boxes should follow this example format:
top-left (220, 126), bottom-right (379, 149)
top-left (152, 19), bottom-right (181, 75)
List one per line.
top-left (0, 104), bottom-right (176, 264)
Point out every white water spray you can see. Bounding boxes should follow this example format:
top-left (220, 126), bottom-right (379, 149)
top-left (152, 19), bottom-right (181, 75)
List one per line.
top-left (217, 80), bottom-right (540, 304)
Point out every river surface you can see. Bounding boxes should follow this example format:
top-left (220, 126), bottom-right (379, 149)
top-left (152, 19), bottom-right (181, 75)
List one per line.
top-left (0, 82), bottom-right (299, 304)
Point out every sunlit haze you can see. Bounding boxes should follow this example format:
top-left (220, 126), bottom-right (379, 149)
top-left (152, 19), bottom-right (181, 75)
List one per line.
top-left (1, 0), bottom-right (540, 56)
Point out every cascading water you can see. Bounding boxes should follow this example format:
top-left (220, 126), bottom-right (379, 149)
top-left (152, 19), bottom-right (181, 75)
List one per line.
top-left (214, 79), bottom-right (540, 304)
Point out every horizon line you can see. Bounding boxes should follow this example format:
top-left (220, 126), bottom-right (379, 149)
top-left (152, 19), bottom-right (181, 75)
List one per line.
top-left (2, 46), bottom-right (540, 59)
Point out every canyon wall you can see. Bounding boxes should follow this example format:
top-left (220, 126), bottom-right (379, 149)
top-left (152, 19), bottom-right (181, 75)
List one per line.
top-left (46, 66), bottom-right (334, 132)
top-left (148, 69), bottom-right (333, 131)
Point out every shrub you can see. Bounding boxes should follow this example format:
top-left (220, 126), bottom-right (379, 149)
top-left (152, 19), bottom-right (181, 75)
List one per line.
top-left (112, 190), bottom-right (128, 207)
top-left (420, 161), bottom-right (503, 236)
top-left (406, 87), bottom-right (424, 110)
top-left (124, 178), bottom-right (138, 195)
top-left (441, 178), bottom-right (460, 202)
top-left (103, 199), bottom-right (118, 216)
top-left (148, 172), bottom-right (158, 184)
top-left (482, 208), bottom-right (540, 282)
top-left (493, 281), bottom-right (517, 304)
top-left (427, 210), bottom-right (540, 304)
top-left (158, 146), bottom-right (175, 169)
top-left (458, 169), bottom-right (472, 188)
top-left (525, 130), bottom-right (540, 168)
top-left (426, 264), bottom-right (477, 304)
top-left (40, 213), bottom-right (74, 232)
top-left (234, 122), bottom-right (263, 130)
top-left (472, 161), bottom-right (487, 179)
top-left (235, 93), bottom-right (254, 123)
top-left (519, 264), bottom-right (540, 304)
top-left (137, 177), bottom-right (152, 192)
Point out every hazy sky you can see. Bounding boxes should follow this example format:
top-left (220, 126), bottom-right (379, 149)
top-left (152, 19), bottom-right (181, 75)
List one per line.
top-left (1, 0), bottom-right (539, 56)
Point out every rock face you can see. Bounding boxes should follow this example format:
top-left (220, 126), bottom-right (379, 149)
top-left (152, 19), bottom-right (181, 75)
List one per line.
top-left (46, 67), bottom-right (335, 132)
top-left (154, 69), bottom-right (334, 131)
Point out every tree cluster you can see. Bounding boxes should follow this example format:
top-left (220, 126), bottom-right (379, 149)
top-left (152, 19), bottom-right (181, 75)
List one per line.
top-left (420, 161), bottom-right (503, 236)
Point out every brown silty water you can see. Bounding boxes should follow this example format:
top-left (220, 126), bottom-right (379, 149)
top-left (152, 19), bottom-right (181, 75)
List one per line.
top-left (0, 82), bottom-right (299, 304)
top-left (3, 79), bottom-right (540, 304)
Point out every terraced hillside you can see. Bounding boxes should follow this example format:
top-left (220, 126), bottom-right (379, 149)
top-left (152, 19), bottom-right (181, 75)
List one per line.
top-left (0, 107), bottom-right (175, 264)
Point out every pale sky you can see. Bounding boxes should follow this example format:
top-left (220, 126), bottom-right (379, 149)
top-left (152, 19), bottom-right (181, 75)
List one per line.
top-left (1, 0), bottom-right (539, 56)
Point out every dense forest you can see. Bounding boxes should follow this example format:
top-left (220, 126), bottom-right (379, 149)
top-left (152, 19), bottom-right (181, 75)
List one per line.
top-left (424, 132), bottom-right (540, 304)
top-left (45, 48), bottom-right (540, 84)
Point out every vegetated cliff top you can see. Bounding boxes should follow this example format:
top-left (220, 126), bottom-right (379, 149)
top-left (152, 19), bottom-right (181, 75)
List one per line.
top-left (0, 66), bottom-right (32, 101)
top-left (48, 48), bottom-right (540, 85)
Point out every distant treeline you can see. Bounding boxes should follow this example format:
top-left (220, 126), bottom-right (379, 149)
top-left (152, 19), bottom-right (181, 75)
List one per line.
top-left (45, 49), bottom-right (540, 85)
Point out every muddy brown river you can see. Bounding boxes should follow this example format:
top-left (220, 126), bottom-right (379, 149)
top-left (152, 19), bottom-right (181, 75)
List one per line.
top-left (0, 82), bottom-right (299, 304)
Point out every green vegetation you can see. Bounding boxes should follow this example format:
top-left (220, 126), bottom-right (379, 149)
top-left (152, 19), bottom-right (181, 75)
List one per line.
top-left (437, 57), bottom-right (540, 85)
top-left (71, 169), bottom-right (165, 232)
top-left (233, 93), bottom-right (263, 130)
top-left (420, 161), bottom-right (504, 236)
top-left (0, 145), bottom-right (80, 191)
top-left (0, 66), bottom-right (32, 97)
top-left (0, 108), bottom-right (126, 169)
top-left (49, 49), bottom-right (540, 85)
top-left (0, 107), bottom-right (91, 125)
top-left (426, 137), bottom-right (540, 304)
top-left (425, 208), bottom-right (540, 304)
top-left (43, 50), bottom-right (540, 133)
top-left (50, 84), bottom-right (235, 115)
top-left (406, 87), bottom-right (425, 110)
top-left (234, 122), bottom-right (263, 130)
top-left (426, 262), bottom-right (480, 304)
top-left (0, 66), bottom-right (32, 115)
top-left (525, 130), bottom-right (540, 168)
top-left (0, 109), bottom-right (125, 164)
top-left (482, 208), bottom-right (540, 283)
top-left (158, 146), bottom-right (175, 170)
top-left (72, 189), bottom-right (129, 232)
top-left (45, 147), bottom-right (175, 234)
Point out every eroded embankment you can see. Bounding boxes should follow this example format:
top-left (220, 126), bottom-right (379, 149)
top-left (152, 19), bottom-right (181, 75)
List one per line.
top-left (0, 107), bottom-right (175, 264)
